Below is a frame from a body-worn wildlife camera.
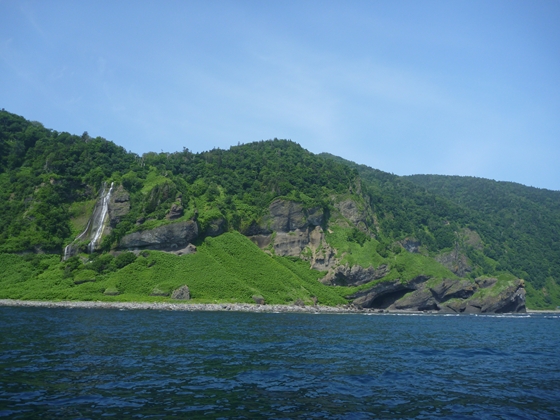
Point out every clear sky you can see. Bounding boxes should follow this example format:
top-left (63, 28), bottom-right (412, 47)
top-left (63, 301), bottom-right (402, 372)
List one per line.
top-left (1, 0), bottom-right (559, 190)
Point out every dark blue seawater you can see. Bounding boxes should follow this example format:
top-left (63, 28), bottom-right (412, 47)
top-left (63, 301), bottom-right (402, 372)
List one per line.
top-left (1, 308), bottom-right (559, 419)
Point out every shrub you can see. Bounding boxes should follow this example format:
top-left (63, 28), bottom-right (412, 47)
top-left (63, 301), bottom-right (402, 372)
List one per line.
top-left (114, 252), bottom-right (137, 269)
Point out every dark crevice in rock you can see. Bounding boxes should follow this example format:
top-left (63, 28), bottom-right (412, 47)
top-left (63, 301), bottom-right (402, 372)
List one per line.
top-left (367, 288), bottom-right (412, 309)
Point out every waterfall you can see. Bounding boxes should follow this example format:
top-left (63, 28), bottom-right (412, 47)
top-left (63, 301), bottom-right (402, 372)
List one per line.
top-left (62, 182), bottom-right (114, 260)
top-left (88, 182), bottom-right (114, 253)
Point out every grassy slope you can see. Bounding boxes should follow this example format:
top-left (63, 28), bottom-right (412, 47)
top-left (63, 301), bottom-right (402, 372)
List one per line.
top-left (0, 232), bottom-right (347, 306)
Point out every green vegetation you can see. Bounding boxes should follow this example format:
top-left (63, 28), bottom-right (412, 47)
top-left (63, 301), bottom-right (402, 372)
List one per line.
top-left (406, 174), bottom-right (560, 291)
top-left (0, 233), bottom-right (345, 305)
top-left (0, 110), bottom-right (558, 308)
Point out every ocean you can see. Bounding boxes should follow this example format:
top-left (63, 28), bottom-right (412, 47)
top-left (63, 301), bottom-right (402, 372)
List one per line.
top-left (0, 307), bottom-right (559, 419)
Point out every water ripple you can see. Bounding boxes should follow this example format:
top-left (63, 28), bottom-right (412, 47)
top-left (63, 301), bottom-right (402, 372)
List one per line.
top-left (1, 307), bottom-right (559, 418)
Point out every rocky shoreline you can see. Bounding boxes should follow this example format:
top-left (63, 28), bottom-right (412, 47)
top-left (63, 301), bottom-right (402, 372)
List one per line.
top-left (0, 299), bottom-right (554, 314)
top-left (0, 299), bottom-right (380, 314)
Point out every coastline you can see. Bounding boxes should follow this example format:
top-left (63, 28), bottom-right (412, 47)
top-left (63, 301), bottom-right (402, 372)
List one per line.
top-left (1, 299), bottom-right (556, 314)
top-left (0, 299), bottom-right (374, 314)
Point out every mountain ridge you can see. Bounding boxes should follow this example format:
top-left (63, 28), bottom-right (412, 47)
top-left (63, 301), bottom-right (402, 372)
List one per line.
top-left (1, 110), bottom-right (558, 309)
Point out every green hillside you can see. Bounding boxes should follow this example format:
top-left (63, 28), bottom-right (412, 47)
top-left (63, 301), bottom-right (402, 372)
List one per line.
top-left (0, 232), bottom-right (346, 305)
top-left (1, 110), bottom-right (559, 309)
top-left (406, 174), bottom-right (560, 308)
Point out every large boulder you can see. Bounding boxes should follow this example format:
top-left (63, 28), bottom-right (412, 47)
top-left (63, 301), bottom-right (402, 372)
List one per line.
top-left (171, 285), bottom-right (190, 300)
top-left (118, 220), bottom-right (198, 251)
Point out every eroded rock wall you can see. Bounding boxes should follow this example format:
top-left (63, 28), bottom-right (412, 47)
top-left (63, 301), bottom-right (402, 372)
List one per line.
top-left (118, 220), bottom-right (198, 252)
top-left (347, 277), bottom-right (526, 313)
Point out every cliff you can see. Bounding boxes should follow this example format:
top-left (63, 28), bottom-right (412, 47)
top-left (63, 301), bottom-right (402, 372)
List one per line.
top-left (348, 277), bottom-right (526, 313)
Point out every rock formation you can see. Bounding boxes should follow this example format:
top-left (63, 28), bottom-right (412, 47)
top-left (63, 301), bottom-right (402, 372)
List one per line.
top-left (118, 220), bottom-right (198, 252)
top-left (166, 203), bottom-right (184, 220)
top-left (320, 264), bottom-right (389, 286)
top-left (347, 277), bottom-right (526, 313)
top-left (335, 199), bottom-right (366, 227)
top-left (171, 285), bottom-right (190, 300)
top-left (108, 185), bottom-right (131, 227)
top-left (247, 199), bottom-right (332, 265)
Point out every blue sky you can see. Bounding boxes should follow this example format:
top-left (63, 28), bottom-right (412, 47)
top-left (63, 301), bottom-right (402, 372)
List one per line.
top-left (1, 0), bottom-right (559, 190)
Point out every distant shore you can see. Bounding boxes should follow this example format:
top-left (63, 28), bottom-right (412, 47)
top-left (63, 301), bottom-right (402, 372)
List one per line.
top-left (0, 299), bottom-right (374, 314)
top-left (1, 299), bottom-right (557, 314)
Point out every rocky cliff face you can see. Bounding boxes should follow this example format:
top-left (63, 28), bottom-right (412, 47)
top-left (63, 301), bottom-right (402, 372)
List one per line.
top-left (108, 185), bottom-right (131, 227)
top-left (247, 199), bottom-right (334, 265)
top-left (348, 277), bottom-right (526, 313)
top-left (335, 199), bottom-right (367, 229)
top-left (320, 264), bottom-right (389, 286)
top-left (118, 220), bottom-right (198, 253)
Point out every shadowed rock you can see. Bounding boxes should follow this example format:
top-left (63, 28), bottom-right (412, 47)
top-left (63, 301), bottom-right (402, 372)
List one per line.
top-left (118, 220), bottom-right (198, 251)
top-left (109, 185), bottom-right (131, 227)
top-left (349, 276), bottom-right (526, 313)
top-left (389, 287), bottom-right (439, 311)
top-left (268, 199), bottom-right (308, 232)
top-left (205, 218), bottom-right (226, 237)
top-left (348, 276), bottom-right (429, 308)
top-left (430, 279), bottom-right (476, 302)
top-left (321, 264), bottom-right (389, 286)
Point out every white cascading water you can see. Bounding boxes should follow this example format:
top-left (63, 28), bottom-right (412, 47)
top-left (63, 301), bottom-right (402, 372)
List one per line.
top-left (63, 218), bottom-right (92, 260)
top-left (88, 182), bottom-right (114, 253)
top-left (62, 182), bottom-right (114, 260)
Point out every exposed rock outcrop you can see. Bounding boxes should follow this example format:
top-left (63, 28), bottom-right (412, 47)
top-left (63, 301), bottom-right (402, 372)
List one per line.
top-left (109, 185), bottom-right (131, 227)
top-left (335, 199), bottom-right (366, 226)
top-left (171, 243), bottom-right (197, 256)
top-left (247, 199), bottom-right (332, 266)
top-left (401, 238), bottom-right (421, 253)
top-left (245, 199), bottom-right (324, 237)
top-left (268, 199), bottom-right (309, 232)
top-left (320, 264), bottom-right (389, 286)
top-left (205, 218), bottom-right (226, 237)
top-left (430, 279), bottom-right (477, 301)
top-left (452, 280), bottom-right (526, 314)
top-left (118, 220), bottom-right (198, 251)
top-left (309, 228), bottom-right (337, 271)
top-left (171, 285), bottom-right (190, 300)
top-left (272, 230), bottom-right (312, 257)
top-left (347, 277), bottom-right (526, 313)
top-left (166, 203), bottom-right (183, 220)
top-left (307, 207), bottom-right (324, 226)
top-left (348, 276), bottom-right (429, 309)
top-left (436, 249), bottom-right (472, 277)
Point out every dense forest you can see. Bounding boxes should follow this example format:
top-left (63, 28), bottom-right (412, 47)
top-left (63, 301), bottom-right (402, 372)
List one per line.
top-left (1, 110), bottom-right (558, 308)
